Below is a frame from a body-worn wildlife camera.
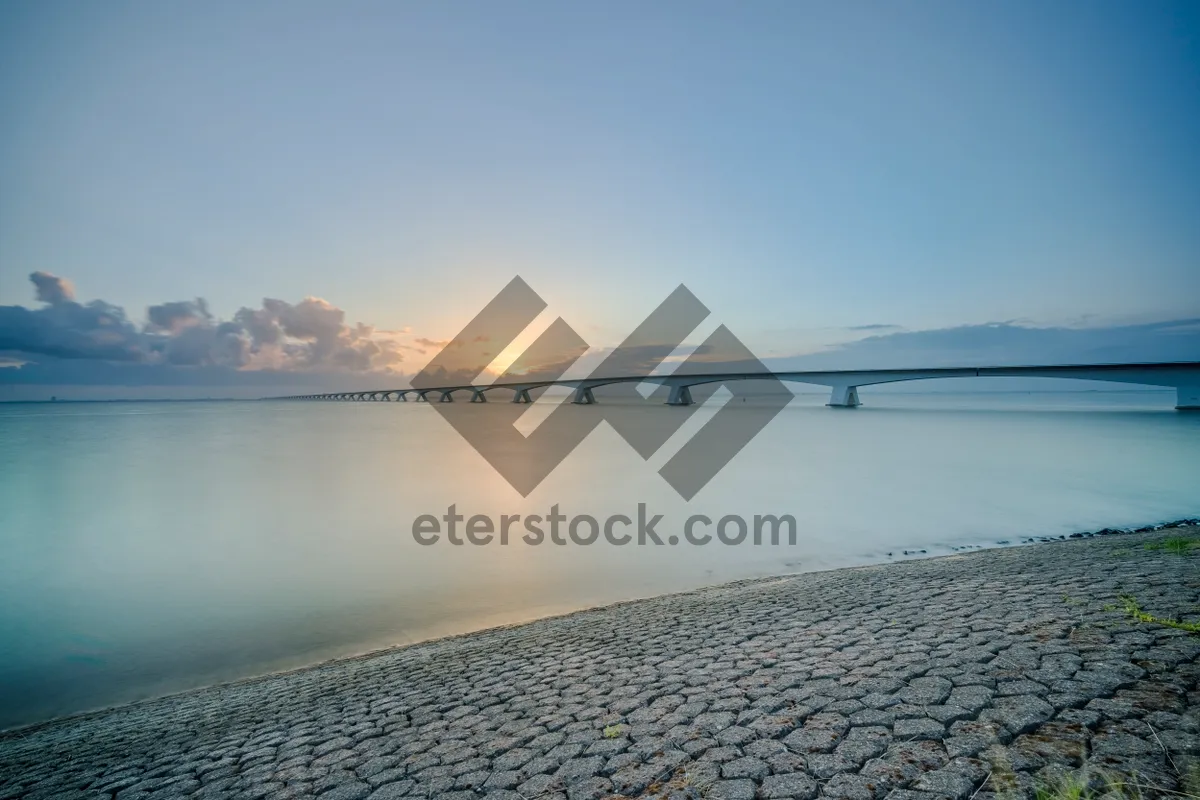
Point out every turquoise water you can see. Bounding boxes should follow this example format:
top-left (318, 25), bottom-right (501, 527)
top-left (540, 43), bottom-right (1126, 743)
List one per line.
top-left (0, 389), bottom-right (1197, 728)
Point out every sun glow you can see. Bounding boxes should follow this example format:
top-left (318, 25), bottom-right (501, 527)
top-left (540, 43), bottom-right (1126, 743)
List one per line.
top-left (470, 309), bottom-right (560, 381)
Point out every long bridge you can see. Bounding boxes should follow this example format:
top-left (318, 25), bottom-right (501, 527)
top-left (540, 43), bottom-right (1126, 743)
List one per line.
top-left (274, 361), bottom-right (1200, 409)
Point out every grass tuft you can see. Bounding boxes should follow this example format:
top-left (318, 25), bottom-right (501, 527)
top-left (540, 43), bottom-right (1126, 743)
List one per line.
top-left (1032, 770), bottom-right (1141, 800)
top-left (1143, 536), bottom-right (1200, 554)
top-left (1184, 762), bottom-right (1200, 798)
top-left (1111, 594), bottom-right (1200, 634)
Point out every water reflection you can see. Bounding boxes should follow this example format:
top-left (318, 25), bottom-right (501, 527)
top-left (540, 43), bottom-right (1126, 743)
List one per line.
top-left (0, 390), bottom-right (1196, 728)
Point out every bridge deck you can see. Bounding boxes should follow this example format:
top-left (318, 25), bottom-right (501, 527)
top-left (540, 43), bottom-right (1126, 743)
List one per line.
top-left (271, 361), bottom-right (1200, 409)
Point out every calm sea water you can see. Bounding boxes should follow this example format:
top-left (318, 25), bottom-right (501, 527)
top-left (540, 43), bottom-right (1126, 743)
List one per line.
top-left (1, 389), bottom-right (1197, 729)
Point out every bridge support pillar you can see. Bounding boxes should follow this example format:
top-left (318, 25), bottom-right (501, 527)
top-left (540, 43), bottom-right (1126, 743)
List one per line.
top-left (512, 388), bottom-right (532, 404)
top-left (470, 390), bottom-right (488, 403)
top-left (827, 385), bottom-right (860, 407)
top-left (1178, 386), bottom-right (1200, 410)
top-left (416, 392), bottom-right (429, 402)
top-left (667, 385), bottom-right (694, 406)
top-left (572, 387), bottom-right (596, 405)
top-left (439, 391), bottom-right (455, 403)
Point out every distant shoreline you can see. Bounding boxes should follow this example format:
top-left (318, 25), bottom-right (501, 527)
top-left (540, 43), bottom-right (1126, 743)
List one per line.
top-left (0, 387), bottom-right (1179, 405)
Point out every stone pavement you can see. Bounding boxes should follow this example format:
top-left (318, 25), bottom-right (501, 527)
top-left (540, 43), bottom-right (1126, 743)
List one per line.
top-left (2, 527), bottom-right (1199, 800)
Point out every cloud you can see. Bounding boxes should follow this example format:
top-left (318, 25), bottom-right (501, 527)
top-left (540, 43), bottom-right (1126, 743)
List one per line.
top-left (29, 272), bottom-right (75, 305)
top-left (146, 299), bottom-right (211, 333)
top-left (0, 272), bottom-right (409, 377)
top-left (0, 291), bottom-right (146, 362)
top-left (3, 273), bottom-right (1197, 398)
top-left (158, 322), bottom-right (250, 367)
top-left (761, 319), bottom-right (1200, 372)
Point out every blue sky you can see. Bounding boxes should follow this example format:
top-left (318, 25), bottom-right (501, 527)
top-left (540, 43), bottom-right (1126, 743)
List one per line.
top-left (1, 1), bottom-right (1198, 394)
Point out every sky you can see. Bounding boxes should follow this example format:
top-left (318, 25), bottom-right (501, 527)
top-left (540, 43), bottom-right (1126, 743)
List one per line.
top-left (1, 0), bottom-right (1198, 397)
